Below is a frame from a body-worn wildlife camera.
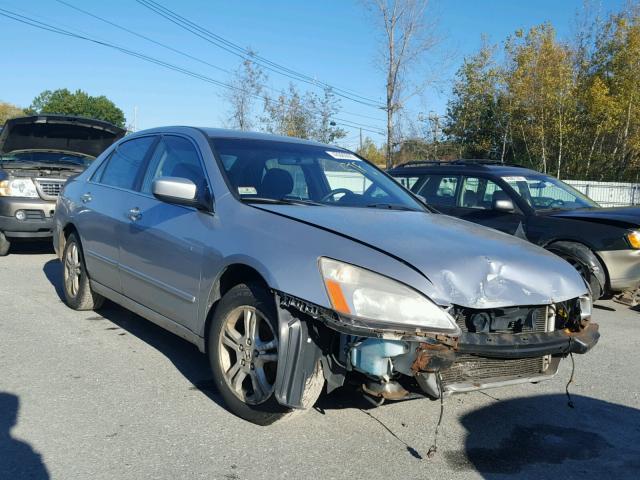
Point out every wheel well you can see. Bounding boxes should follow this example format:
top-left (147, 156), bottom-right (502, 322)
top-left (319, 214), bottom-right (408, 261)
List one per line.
top-left (58, 223), bottom-right (78, 257)
top-left (545, 240), bottom-right (610, 293)
top-left (203, 264), bottom-right (271, 350)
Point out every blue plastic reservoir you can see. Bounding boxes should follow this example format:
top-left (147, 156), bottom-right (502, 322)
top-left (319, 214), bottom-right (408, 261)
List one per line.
top-left (350, 339), bottom-right (409, 377)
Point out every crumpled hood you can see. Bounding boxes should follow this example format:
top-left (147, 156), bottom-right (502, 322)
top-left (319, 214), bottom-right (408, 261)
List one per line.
top-left (546, 206), bottom-right (640, 227)
top-left (257, 205), bottom-right (588, 308)
top-left (0, 115), bottom-right (125, 158)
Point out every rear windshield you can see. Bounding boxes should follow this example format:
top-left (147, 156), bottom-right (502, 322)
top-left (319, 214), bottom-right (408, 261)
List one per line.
top-left (210, 138), bottom-right (426, 211)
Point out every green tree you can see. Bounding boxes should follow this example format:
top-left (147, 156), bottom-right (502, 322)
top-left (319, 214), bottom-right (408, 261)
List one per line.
top-left (27, 89), bottom-right (126, 128)
top-left (445, 40), bottom-right (507, 160)
top-left (356, 137), bottom-right (386, 166)
top-left (0, 101), bottom-right (25, 125)
top-left (223, 51), bottom-right (267, 131)
top-left (261, 84), bottom-right (346, 143)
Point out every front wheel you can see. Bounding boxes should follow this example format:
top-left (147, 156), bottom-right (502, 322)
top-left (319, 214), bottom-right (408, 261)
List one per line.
top-left (208, 283), bottom-right (323, 425)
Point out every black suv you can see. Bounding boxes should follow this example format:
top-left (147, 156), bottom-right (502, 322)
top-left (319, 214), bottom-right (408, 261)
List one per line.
top-left (388, 160), bottom-right (640, 299)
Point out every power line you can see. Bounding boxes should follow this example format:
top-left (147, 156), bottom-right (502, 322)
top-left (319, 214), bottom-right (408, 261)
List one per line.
top-left (52, 0), bottom-right (386, 127)
top-left (135, 0), bottom-right (385, 109)
top-left (0, 7), bottom-right (385, 137)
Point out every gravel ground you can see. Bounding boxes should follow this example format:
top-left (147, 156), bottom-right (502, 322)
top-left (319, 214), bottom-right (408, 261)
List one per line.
top-left (1, 242), bottom-right (639, 480)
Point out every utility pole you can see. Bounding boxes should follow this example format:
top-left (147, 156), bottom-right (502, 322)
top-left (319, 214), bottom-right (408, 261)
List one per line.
top-left (133, 106), bottom-right (138, 132)
top-left (359, 128), bottom-right (363, 151)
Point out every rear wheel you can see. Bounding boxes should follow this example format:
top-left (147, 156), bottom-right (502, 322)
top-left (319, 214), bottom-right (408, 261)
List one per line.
top-left (62, 233), bottom-right (104, 310)
top-left (208, 283), bottom-right (323, 425)
top-left (0, 232), bottom-right (10, 256)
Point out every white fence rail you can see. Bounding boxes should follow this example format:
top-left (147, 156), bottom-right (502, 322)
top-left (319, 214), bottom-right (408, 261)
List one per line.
top-left (563, 180), bottom-right (640, 207)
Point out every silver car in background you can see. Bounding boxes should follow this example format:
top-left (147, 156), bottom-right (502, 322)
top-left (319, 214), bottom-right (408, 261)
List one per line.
top-left (53, 127), bottom-right (599, 425)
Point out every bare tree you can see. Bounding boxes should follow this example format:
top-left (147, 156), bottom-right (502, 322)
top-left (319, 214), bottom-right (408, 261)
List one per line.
top-left (223, 50), bottom-right (266, 130)
top-left (364, 0), bottom-right (439, 168)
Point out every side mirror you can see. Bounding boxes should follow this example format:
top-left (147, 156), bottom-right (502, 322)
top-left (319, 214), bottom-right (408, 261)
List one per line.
top-left (493, 197), bottom-right (515, 213)
top-left (152, 177), bottom-right (201, 208)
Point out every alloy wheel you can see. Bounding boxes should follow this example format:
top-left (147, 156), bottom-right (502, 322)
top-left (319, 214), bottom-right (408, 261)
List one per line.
top-left (218, 306), bottom-right (278, 405)
top-left (64, 242), bottom-right (81, 297)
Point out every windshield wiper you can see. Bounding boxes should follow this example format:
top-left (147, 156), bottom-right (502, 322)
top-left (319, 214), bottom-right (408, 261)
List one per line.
top-left (241, 197), bottom-right (324, 206)
top-left (366, 203), bottom-right (416, 211)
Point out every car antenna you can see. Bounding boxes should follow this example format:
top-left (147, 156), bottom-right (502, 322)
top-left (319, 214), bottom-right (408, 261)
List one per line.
top-left (426, 372), bottom-right (446, 458)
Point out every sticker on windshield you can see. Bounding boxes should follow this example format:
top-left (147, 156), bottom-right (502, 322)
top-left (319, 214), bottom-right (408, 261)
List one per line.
top-left (502, 176), bottom-right (527, 182)
top-left (238, 186), bottom-right (257, 195)
top-left (326, 151), bottom-right (360, 161)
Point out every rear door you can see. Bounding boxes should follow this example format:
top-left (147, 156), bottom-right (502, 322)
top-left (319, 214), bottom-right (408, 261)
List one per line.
top-left (77, 136), bottom-right (157, 293)
top-left (454, 176), bottom-right (525, 235)
top-left (118, 134), bottom-right (216, 331)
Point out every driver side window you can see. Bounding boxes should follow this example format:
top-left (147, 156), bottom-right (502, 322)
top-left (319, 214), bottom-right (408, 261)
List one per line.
top-left (459, 176), bottom-right (507, 210)
top-left (141, 136), bottom-right (206, 195)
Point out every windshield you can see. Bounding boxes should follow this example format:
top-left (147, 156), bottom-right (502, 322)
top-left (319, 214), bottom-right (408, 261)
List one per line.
top-left (0, 151), bottom-right (92, 167)
top-left (210, 138), bottom-right (426, 211)
top-left (501, 174), bottom-right (599, 210)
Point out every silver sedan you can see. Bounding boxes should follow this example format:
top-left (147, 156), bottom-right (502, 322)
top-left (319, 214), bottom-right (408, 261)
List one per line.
top-left (53, 127), bottom-right (599, 425)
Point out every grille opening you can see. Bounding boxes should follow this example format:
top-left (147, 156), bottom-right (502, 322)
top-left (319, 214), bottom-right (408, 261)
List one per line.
top-left (455, 306), bottom-right (548, 334)
top-left (441, 355), bottom-right (547, 385)
top-left (35, 179), bottom-right (65, 197)
top-left (23, 210), bottom-right (45, 220)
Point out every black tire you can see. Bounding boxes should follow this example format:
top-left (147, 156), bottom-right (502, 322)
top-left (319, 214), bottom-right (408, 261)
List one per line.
top-left (208, 283), bottom-right (323, 425)
top-left (0, 231), bottom-right (10, 256)
top-left (547, 241), bottom-right (606, 299)
top-left (62, 233), bottom-right (104, 310)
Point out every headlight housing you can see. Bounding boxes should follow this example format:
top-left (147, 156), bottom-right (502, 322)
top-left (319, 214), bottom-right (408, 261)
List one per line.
top-left (627, 230), bottom-right (640, 249)
top-left (0, 178), bottom-right (39, 198)
top-left (319, 257), bottom-right (459, 334)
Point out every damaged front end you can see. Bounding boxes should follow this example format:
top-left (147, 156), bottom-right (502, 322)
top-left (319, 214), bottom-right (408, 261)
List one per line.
top-left (274, 290), bottom-right (599, 408)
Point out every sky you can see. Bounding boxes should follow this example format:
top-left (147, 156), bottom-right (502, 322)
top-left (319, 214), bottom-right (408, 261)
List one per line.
top-left (0, 0), bottom-right (628, 149)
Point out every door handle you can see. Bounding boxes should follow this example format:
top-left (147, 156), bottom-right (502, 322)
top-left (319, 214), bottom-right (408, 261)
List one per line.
top-left (80, 193), bottom-right (92, 203)
top-left (128, 207), bottom-right (142, 222)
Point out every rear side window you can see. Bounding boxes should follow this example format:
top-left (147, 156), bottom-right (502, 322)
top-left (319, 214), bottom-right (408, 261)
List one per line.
top-left (415, 175), bottom-right (460, 207)
top-left (141, 136), bottom-right (207, 194)
top-left (96, 136), bottom-right (156, 190)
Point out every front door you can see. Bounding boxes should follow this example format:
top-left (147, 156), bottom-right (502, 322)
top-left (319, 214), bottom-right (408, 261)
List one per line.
top-left (453, 176), bottom-right (526, 235)
top-left (118, 135), bottom-right (216, 331)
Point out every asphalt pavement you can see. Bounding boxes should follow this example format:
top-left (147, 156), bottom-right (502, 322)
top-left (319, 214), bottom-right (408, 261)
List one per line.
top-left (1, 242), bottom-right (639, 479)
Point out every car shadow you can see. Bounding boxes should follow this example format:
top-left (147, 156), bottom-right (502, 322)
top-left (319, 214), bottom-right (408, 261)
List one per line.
top-left (445, 393), bottom-right (640, 478)
top-left (0, 392), bottom-right (50, 479)
top-left (7, 240), bottom-right (54, 255)
top-left (41, 260), bottom-right (225, 409)
top-left (43, 259), bottom-right (65, 302)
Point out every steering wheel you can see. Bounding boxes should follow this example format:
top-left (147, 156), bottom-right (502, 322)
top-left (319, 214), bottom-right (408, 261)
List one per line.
top-left (550, 199), bottom-right (565, 208)
top-left (321, 188), bottom-right (353, 203)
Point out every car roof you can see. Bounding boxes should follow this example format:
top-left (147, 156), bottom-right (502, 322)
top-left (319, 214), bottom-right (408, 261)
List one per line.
top-left (387, 160), bottom-right (542, 177)
top-left (129, 126), bottom-right (340, 149)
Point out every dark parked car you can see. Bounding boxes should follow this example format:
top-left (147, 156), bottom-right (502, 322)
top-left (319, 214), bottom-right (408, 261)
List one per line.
top-left (0, 115), bottom-right (125, 255)
top-left (388, 160), bottom-right (640, 299)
